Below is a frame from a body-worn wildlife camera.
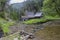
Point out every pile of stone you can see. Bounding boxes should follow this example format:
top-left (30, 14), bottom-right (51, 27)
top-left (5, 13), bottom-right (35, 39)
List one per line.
top-left (20, 30), bottom-right (35, 40)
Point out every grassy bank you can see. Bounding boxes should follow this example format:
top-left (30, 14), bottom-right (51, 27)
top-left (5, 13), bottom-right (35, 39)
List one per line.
top-left (0, 18), bottom-right (15, 35)
top-left (24, 16), bottom-right (60, 24)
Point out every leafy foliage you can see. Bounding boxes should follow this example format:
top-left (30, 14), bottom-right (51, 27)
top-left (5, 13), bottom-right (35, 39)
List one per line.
top-left (0, 0), bottom-right (10, 19)
top-left (42, 0), bottom-right (60, 17)
top-left (10, 8), bottom-right (19, 20)
top-left (0, 18), bottom-right (15, 34)
top-left (24, 0), bottom-right (43, 12)
top-left (24, 0), bottom-right (60, 24)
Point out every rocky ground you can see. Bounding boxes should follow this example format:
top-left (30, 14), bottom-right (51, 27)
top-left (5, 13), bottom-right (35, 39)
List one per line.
top-left (0, 20), bottom-right (60, 40)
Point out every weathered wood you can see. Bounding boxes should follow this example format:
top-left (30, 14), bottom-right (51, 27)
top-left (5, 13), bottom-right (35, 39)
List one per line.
top-left (21, 12), bottom-right (43, 21)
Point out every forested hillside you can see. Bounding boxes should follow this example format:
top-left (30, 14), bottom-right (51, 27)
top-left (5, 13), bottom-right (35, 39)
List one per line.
top-left (24, 0), bottom-right (60, 24)
top-left (0, 0), bottom-right (60, 39)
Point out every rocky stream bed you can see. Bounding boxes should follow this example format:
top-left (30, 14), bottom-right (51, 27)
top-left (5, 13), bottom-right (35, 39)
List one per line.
top-left (0, 20), bottom-right (60, 40)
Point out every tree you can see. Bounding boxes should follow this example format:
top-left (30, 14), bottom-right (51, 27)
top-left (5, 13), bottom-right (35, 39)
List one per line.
top-left (24, 0), bottom-right (43, 12)
top-left (42, 0), bottom-right (60, 17)
top-left (0, 0), bottom-right (10, 19)
top-left (0, 0), bottom-right (11, 36)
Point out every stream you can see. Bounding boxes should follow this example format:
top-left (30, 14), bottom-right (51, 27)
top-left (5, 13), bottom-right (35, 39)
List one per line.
top-left (0, 20), bottom-right (60, 40)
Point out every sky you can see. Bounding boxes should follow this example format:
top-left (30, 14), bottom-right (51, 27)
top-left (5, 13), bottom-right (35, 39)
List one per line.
top-left (9, 0), bottom-right (26, 4)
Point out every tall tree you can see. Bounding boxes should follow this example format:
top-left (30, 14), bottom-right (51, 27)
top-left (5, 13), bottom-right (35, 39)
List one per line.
top-left (24, 0), bottom-right (43, 12)
top-left (42, 0), bottom-right (60, 17)
top-left (0, 0), bottom-right (10, 19)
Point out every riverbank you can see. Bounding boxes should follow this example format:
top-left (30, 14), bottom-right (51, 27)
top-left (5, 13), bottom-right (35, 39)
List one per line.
top-left (23, 20), bottom-right (60, 40)
top-left (35, 25), bottom-right (60, 40)
top-left (0, 20), bottom-right (60, 40)
top-left (6, 20), bottom-right (60, 40)
top-left (24, 16), bottom-right (60, 24)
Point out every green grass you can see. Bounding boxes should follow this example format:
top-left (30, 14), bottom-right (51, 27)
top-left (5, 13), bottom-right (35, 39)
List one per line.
top-left (24, 18), bottom-right (47, 24)
top-left (0, 18), bottom-right (15, 34)
top-left (1, 21), bottom-right (15, 33)
top-left (24, 16), bottom-right (60, 24)
top-left (45, 16), bottom-right (60, 20)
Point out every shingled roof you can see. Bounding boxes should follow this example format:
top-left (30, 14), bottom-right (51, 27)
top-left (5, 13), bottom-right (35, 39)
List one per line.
top-left (21, 11), bottom-right (42, 21)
